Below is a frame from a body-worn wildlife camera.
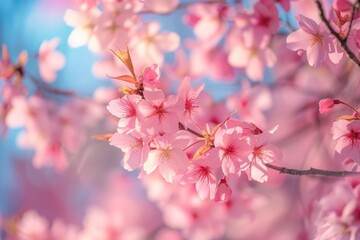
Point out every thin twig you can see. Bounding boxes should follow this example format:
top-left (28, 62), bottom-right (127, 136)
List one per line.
top-left (139, 0), bottom-right (242, 15)
top-left (179, 122), bottom-right (203, 138)
top-left (344, 3), bottom-right (358, 41)
top-left (316, 0), bottom-right (360, 67)
top-left (266, 163), bottom-right (360, 177)
top-left (28, 74), bottom-right (76, 96)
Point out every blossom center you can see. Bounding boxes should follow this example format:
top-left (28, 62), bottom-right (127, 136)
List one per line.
top-left (154, 103), bottom-right (167, 120)
top-left (130, 138), bottom-right (143, 151)
top-left (311, 34), bottom-right (323, 46)
top-left (253, 146), bottom-right (264, 159)
top-left (193, 165), bottom-right (211, 181)
top-left (345, 129), bottom-right (360, 147)
top-left (160, 146), bottom-right (172, 161)
top-left (119, 100), bottom-right (136, 118)
top-left (185, 96), bottom-right (199, 114)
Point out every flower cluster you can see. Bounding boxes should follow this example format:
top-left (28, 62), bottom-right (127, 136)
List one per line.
top-left (3, 0), bottom-right (360, 239)
top-left (0, 41), bottom-right (106, 171)
top-left (106, 49), bottom-right (282, 202)
top-left (313, 178), bottom-right (360, 240)
top-left (319, 98), bottom-right (360, 170)
top-left (286, 2), bottom-right (360, 67)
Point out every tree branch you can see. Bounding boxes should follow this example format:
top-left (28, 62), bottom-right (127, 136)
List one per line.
top-left (344, 2), bottom-right (358, 41)
top-left (178, 122), bottom-right (203, 138)
top-left (315, 0), bottom-right (360, 67)
top-left (266, 163), bottom-right (360, 177)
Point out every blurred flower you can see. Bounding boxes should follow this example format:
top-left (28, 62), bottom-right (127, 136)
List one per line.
top-left (38, 38), bottom-right (65, 83)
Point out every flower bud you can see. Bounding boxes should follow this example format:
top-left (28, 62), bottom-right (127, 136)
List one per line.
top-left (319, 98), bottom-right (335, 114)
top-left (215, 179), bottom-right (232, 203)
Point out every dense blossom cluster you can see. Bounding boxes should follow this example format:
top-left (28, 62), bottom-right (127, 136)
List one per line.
top-left (2, 0), bottom-right (360, 239)
top-left (106, 49), bottom-right (282, 201)
top-left (0, 42), bottom-right (108, 172)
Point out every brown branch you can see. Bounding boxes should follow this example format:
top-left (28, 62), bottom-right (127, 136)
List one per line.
top-left (139, 0), bottom-right (242, 15)
top-left (266, 163), bottom-right (360, 177)
top-left (315, 0), bottom-right (360, 67)
top-left (344, 2), bottom-right (358, 41)
top-left (28, 74), bottom-right (76, 96)
top-left (179, 122), bottom-right (203, 138)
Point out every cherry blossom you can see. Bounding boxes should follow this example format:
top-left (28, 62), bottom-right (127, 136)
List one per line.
top-left (143, 132), bottom-right (191, 183)
top-left (129, 21), bottom-right (180, 69)
top-left (319, 98), bottom-right (335, 114)
top-left (333, 0), bottom-right (356, 12)
top-left (137, 89), bottom-right (181, 134)
top-left (252, 0), bottom-right (280, 35)
top-left (313, 179), bottom-right (360, 240)
top-left (63, 7), bottom-right (101, 52)
top-left (214, 127), bottom-right (251, 176)
top-left (177, 76), bottom-right (204, 127)
top-left (228, 28), bottom-right (276, 80)
top-left (184, 3), bottom-right (229, 47)
top-left (5, 1), bottom-right (360, 239)
top-left (38, 38), bottom-right (65, 83)
top-left (109, 130), bottom-right (150, 171)
top-left (94, 2), bottom-right (137, 51)
top-left (107, 94), bottom-right (141, 131)
top-left (332, 119), bottom-right (360, 164)
top-left (214, 178), bottom-right (232, 203)
top-left (286, 14), bottom-right (333, 67)
top-left (16, 210), bottom-right (49, 240)
top-left (182, 150), bottom-right (220, 200)
top-left (139, 64), bottom-right (160, 88)
top-left (245, 127), bottom-right (283, 183)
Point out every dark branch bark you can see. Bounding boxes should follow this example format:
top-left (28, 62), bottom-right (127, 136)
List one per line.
top-left (179, 122), bottom-right (203, 138)
top-left (266, 163), bottom-right (360, 177)
top-left (315, 0), bottom-right (360, 67)
top-left (344, 3), bottom-right (358, 41)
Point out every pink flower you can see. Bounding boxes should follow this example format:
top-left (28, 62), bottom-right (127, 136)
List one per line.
top-left (143, 132), bottom-right (190, 183)
top-left (228, 29), bottom-right (276, 80)
top-left (17, 210), bottom-right (49, 240)
top-left (252, 0), bottom-right (279, 34)
top-left (33, 141), bottom-right (69, 171)
top-left (129, 21), bottom-right (180, 69)
top-left (184, 3), bottom-right (228, 46)
top-left (38, 38), bottom-right (65, 83)
top-left (140, 64), bottom-right (160, 88)
top-left (164, 48), bottom-right (191, 80)
top-left (138, 89), bottom-right (181, 134)
top-left (214, 178), bottom-right (232, 203)
top-left (286, 14), bottom-right (333, 67)
top-left (226, 82), bottom-right (272, 127)
top-left (319, 98), bottom-right (335, 114)
top-left (107, 95), bottom-right (141, 132)
top-left (63, 7), bottom-right (101, 52)
top-left (190, 46), bottom-right (235, 81)
top-left (177, 76), bottom-right (204, 127)
top-left (313, 180), bottom-right (360, 240)
top-left (332, 119), bottom-right (360, 164)
top-left (182, 150), bottom-right (220, 200)
top-left (214, 127), bottom-right (252, 176)
top-left (95, 2), bottom-right (136, 51)
top-left (333, 0), bottom-right (356, 12)
top-left (109, 130), bottom-right (150, 171)
top-left (5, 96), bottom-right (69, 171)
top-left (246, 127), bottom-right (283, 183)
